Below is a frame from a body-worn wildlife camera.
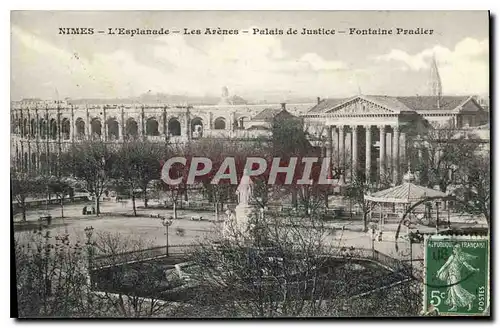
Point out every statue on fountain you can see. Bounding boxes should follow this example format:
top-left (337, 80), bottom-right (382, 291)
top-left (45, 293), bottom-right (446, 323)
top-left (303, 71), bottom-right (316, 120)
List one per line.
top-left (223, 169), bottom-right (255, 241)
top-left (236, 170), bottom-right (253, 206)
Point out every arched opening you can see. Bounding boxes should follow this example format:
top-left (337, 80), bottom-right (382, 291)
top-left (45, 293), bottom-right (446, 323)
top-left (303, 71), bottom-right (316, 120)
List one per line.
top-left (146, 117), bottom-right (160, 136)
top-left (91, 118), bottom-right (102, 139)
top-left (30, 119), bottom-right (36, 137)
top-left (107, 118), bottom-right (120, 140)
top-left (191, 117), bottom-right (203, 138)
top-left (49, 118), bottom-right (58, 140)
top-left (50, 154), bottom-right (58, 175)
top-left (39, 119), bottom-right (47, 140)
top-left (238, 116), bottom-right (250, 129)
top-left (15, 115), bottom-right (19, 134)
top-left (31, 153), bottom-right (37, 171)
top-left (61, 118), bottom-right (71, 140)
top-left (214, 117), bottom-right (226, 130)
top-left (23, 152), bottom-right (28, 172)
top-left (75, 118), bottom-right (85, 139)
top-left (125, 118), bottom-right (139, 139)
top-left (40, 153), bottom-right (47, 174)
top-left (22, 118), bottom-right (28, 137)
top-left (168, 118), bottom-right (181, 136)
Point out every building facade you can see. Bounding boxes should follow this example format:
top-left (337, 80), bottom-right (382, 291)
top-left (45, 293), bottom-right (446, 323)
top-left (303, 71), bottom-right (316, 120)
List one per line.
top-left (11, 90), bottom-right (488, 187)
top-left (302, 95), bottom-right (489, 185)
top-left (10, 99), bottom-right (312, 175)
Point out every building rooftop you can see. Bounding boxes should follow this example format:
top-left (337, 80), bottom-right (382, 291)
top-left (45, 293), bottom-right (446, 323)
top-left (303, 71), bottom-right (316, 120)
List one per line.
top-left (307, 95), bottom-right (477, 114)
top-left (252, 107), bottom-right (298, 121)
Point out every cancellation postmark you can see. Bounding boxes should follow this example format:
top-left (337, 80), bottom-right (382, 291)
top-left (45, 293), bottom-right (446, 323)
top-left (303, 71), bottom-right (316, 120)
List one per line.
top-left (423, 235), bottom-right (489, 316)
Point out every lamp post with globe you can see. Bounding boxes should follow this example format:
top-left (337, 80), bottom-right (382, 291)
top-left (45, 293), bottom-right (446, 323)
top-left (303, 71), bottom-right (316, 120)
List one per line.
top-left (84, 226), bottom-right (95, 267)
top-left (161, 217), bottom-right (173, 256)
top-left (84, 226), bottom-right (95, 296)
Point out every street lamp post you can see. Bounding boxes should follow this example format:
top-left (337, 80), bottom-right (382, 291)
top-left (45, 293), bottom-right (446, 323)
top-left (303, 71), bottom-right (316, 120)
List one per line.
top-left (84, 226), bottom-right (95, 266)
top-left (435, 202), bottom-right (440, 235)
top-left (161, 217), bottom-right (173, 257)
top-left (84, 226), bottom-right (95, 297)
top-left (370, 225), bottom-right (376, 257)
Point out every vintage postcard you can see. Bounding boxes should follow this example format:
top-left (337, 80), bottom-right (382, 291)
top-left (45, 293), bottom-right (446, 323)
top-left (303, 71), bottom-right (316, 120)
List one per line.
top-left (11, 11), bottom-right (490, 318)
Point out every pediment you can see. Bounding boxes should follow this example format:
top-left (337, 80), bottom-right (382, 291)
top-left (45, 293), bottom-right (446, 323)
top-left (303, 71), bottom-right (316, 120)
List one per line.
top-left (457, 98), bottom-right (485, 112)
top-left (324, 97), bottom-right (396, 115)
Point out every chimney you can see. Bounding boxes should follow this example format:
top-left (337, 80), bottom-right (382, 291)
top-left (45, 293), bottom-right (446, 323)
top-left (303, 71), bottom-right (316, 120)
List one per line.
top-left (280, 102), bottom-right (286, 111)
top-left (317, 97), bottom-right (321, 104)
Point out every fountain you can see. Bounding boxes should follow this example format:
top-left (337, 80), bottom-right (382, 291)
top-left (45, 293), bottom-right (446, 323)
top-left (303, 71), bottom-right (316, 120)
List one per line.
top-left (223, 170), bottom-right (256, 241)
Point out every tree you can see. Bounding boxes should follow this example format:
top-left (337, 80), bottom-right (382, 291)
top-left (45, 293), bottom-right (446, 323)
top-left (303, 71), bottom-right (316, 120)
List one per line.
top-left (452, 152), bottom-right (490, 225)
top-left (186, 213), bottom-right (341, 317)
top-left (11, 169), bottom-right (44, 222)
top-left (344, 172), bottom-right (376, 232)
top-left (90, 231), bottom-right (174, 317)
top-left (112, 139), bottom-right (166, 216)
top-left (15, 229), bottom-right (90, 317)
top-left (411, 127), bottom-right (481, 192)
top-left (15, 228), bottom-right (175, 318)
top-left (185, 138), bottom-right (268, 219)
top-left (44, 176), bottom-right (74, 219)
top-left (184, 210), bottom-right (417, 317)
top-left (271, 117), bottom-right (319, 210)
top-left (66, 140), bottom-right (115, 216)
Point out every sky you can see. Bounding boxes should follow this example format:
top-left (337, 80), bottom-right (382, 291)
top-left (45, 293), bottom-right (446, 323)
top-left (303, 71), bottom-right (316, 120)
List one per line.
top-left (11, 11), bottom-right (489, 101)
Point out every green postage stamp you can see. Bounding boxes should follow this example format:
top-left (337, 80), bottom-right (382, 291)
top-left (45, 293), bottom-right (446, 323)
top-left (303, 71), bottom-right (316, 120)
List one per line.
top-left (424, 235), bottom-right (490, 316)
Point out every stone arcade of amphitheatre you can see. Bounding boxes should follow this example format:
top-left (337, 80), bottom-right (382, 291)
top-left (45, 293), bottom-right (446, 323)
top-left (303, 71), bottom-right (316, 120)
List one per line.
top-left (11, 85), bottom-right (489, 186)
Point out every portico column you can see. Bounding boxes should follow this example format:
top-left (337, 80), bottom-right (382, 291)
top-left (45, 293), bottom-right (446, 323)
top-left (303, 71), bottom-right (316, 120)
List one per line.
top-left (338, 125), bottom-right (345, 183)
top-left (400, 132), bottom-right (406, 168)
top-left (379, 125), bottom-right (386, 182)
top-left (393, 126), bottom-right (400, 184)
top-left (331, 126), bottom-right (338, 167)
top-left (365, 125), bottom-right (372, 184)
top-left (352, 125), bottom-right (358, 180)
top-left (325, 126), bottom-right (332, 172)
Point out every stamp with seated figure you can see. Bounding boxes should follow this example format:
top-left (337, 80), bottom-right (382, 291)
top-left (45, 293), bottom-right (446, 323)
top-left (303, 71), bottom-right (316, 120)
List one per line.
top-left (423, 235), bottom-right (490, 316)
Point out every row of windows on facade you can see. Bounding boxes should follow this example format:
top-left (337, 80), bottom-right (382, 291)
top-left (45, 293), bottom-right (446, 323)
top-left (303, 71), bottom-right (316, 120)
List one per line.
top-left (10, 116), bottom-right (244, 140)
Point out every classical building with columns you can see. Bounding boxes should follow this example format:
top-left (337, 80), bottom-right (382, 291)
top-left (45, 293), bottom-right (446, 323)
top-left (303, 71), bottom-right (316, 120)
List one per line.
top-left (301, 94), bottom-right (489, 185)
top-left (10, 87), bottom-right (488, 185)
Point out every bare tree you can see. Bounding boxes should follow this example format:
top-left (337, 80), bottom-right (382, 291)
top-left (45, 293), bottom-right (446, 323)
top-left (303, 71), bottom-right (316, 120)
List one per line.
top-left (452, 152), bottom-right (490, 225)
top-left (411, 126), bottom-right (481, 192)
top-left (65, 140), bottom-right (115, 216)
top-left (183, 211), bottom-right (416, 318)
top-left (11, 169), bottom-right (44, 222)
top-left (15, 230), bottom-right (90, 317)
top-left (161, 143), bottom-right (191, 219)
top-left (344, 172), bottom-right (377, 232)
top-left (112, 139), bottom-right (166, 215)
top-left (90, 231), bottom-right (174, 317)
